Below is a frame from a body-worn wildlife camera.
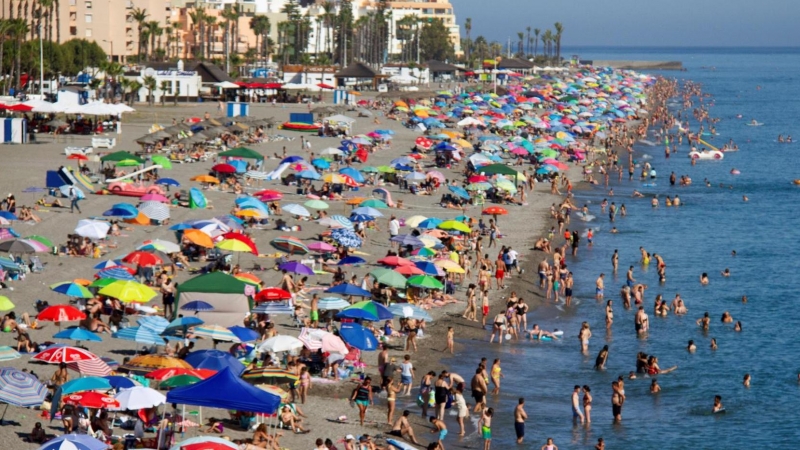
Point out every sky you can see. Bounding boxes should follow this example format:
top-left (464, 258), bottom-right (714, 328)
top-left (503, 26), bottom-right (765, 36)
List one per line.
top-left (454, 0), bottom-right (800, 47)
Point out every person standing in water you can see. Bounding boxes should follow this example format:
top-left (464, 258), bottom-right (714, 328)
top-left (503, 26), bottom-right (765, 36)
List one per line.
top-left (514, 398), bottom-right (527, 444)
top-left (479, 408), bottom-right (493, 450)
top-left (596, 274), bottom-right (605, 301)
top-left (612, 250), bottom-right (619, 272)
top-left (571, 385), bottom-right (584, 424)
top-left (713, 395), bottom-right (724, 413)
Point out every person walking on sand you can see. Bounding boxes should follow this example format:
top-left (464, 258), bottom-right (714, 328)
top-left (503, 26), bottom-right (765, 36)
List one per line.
top-left (400, 355), bottom-right (414, 396)
top-left (350, 377), bottom-right (373, 426)
top-left (514, 398), bottom-right (527, 444)
top-left (68, 186), bottom-right (81, 214)
top-left (571, 385), bottom-right (585, 424)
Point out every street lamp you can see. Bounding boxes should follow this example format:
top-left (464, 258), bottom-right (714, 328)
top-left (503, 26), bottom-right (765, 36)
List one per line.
top-left (102, 39), bottom-right (114, 62)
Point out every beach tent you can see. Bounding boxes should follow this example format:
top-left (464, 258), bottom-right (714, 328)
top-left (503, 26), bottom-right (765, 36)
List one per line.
top-left (189, 188), bottom-right (207, 209)
top-left (166, 366), bottom-right (280, 415)
top-left (218, 147), bottom-right (264, 161)
top-left (175, 272), bottom-right (253, 327)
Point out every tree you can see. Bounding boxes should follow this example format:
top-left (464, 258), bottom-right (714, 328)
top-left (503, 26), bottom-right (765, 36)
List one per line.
top-left (533, 28), bottom-right (540, 58)
top-left (160, 80), bottom-right (169, 106)
top-left (142, 75), bottom-right (156, 106)
top-left (473, 35), bottom-right (487, 64)
top-left (9, 18), bottom-right (29, 92)
top-left (204, 15), bottom-right (216, 60)
top-left (464, 17), bottom-right (471, 64)
top-left (188, 7), bottom-right (206, 60)
top-left (127, 80), bottom-right (142, 106)
top-left (517, 32), bottom-right (524, 57)
top-left (221, 5), bottom-right (239, 67)
top-left (553, 22), bottom-right (563, 63)
top-left (146, 21), bottom-right (162, 61)
top-left (333, 0), bottom-right (354, 66)
top-left (525, 26), bottom-right (531, 57)
top-left (542, 29), bottom-right (552, 61)
top-left (131, 8), bottom-right (149, 60)
top-left (249, 15), bottom-right (271, 66)
top-left (0, 20), bottom-right (11, 95)
top-left (55, 0), bottom-right (61, 43)
top-left (419, 19), bottom-right (454, 62)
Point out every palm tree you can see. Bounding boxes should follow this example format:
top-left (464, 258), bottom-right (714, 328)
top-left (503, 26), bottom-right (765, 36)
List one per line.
top-left (142, 75), bottom-right (156, 106)
top-left (249, 15), bottom-right (271, 66)
top-left (322, 1), bottom-right (334, 58)
top-left (131, 8), bottom-right (149, 60)
top-left (542, 29), bottom-right (552, 61)
top-left (516, 32), bottom-right (524, 57)
top-left (8, 18), bottom-right (29, 92)
top-left (204, 15), bottom-right (217, 60)
top-left (146, 21), bottom-right (163, 61)
top-left (221, 5), bottom-right (239, 65)
top-left (533, 28), bottom-right (540, 58)
top-left (0, 20), bottom-right (12, 96)
top-left (127, 80), bottom-right (142, 106)
top-left (525, 26), bottom-right (531, 57)
top-left (473, 35), bottom-right (487, 65)
top-left (103, 61), bottom-right (123, 102)
top-left (464, 17), bottom-right (472, 65)
top-left (159, 80), bottom-right (170, 106)
top-left (55, 0), bottom-right (60, 43)
top-left (188, 7), bottom-right (205, 60)
top-left (553, 22), bottom-right (563, 63)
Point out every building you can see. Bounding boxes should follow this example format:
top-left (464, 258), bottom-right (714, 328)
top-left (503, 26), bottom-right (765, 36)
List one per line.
top-left (123, 61), bottom-right (232, 102)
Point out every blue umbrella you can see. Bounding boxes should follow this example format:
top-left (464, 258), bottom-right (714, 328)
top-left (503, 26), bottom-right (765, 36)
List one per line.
top-left (390, 157), bottom-right (414, 166)
top-left (113, 326), bottom-right (166, 345)
top-left (393, 164), bottom-right (413, 171)
top-left (93, 259), bottom-right (121, 270)
top-left (0, 368), bottom-right (46, 407)
top-left (338, 256), bottom-right (366, 266)
top-left (229, 160), bottom-right (248, 173)
top-left (435, 143), bottom-right (458, 152)
top-left (278, 261), bottom-right (315, 276)
top-left (329, 215), bottom-right (354, 230)
top-left (311, 158), bottom-right (330, 169)
top-left (37, 434), bottom-right (109, 450)
top-left (53, 327), bottom-right (102, 343)
top-left (156, 178), bottom-right (180, 187)
top-left (169, 223), bottom-right (194, 231)
top-left (417, 218), bottom-right (443, 229)
top-left (339, 167), bottom-right (365, 183)
top-left (95, 267), bottom-right (136, 281)
top-left (330, 228), bottom-right (362, 248)
top-left (352, 206), bottom-right (383, 217)
top-left (325, 283), bottom-right (372, 297)
top-left (138, 316), bottom-right (170, 333)
top-left (165, 316), bottom-right (204, 331)
top-left (388, 303), bottom-right (434, 321)
top-left (102, 207), bottom-right (138, 219)
top-left (339, 323), bottom-right (379, 351)
top-left (228, 326), bottom-right (259, 343)
top-left (103, 375), bottom-right (138, 391)
top-left (0, 212), bottom-right (17, 220)
top-left (414, 261), bottom-right (444, 276)
top-left (348, 213), bottom-right (374, 223)
top-left (374, 129), bottom-right (394, 135)
top-left (296, 170), bottom-right (321, 180)
top-left (181, 300), bottom-right (215, 312)
top-left (61, 377), bottom-right (112, 395)
top-left (448, 185), bottom-right (471, 200)
top-left (390, 234), bottom-right (425, 247)
top-left (281, 155), bottom-right (304, 164)
top-left (184, 349), bottom-right (245, 376)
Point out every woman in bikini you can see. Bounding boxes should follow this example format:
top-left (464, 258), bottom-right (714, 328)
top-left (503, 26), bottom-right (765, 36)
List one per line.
top-left (490, 359), bottom-right (503, 395)
top-left (297, 366), bottom-right (311, 404)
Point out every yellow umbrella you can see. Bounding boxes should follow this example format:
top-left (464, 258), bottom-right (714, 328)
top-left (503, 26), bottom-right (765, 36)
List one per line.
top-left (191, 175), bottom-right (220, 184)
top-left (256, 384), bottom-right (289, 401)
top-left (216, 239), bottom-right (256, 254)
top-left (441, 130), bottom-right (461, 139)
top-left (405, 215), bottom-right (428, 228)
top-left (99, 280), bottom-right (157, 303)
top-left (434, 259), bottom-right (465, 274)
top-left (418, 235), bottom-right (440, 248)
top-left (455, 139), bottom-right (473, 149)
top-left (393, 101), bottom-right (408, 108)
top-left (0, 296), bottom-right (14, 311)
top-left (236, 209), bottom-right (266, 218)
top-left (438, 220), bottom-right (471, 233)
top-left (415, 110), bottom-right (429, 119)
top-left (322, 173), bottom-right (347, 184)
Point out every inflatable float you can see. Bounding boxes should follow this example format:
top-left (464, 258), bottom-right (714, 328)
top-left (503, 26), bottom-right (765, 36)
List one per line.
top-left (280, 122), bottom-right (320, 132)
top-left (689, 150), bottom-right (724, 160)
top-left (793, 180), bottom-right (800, 185)
top-left (730, 169), bottom-right (741, 175)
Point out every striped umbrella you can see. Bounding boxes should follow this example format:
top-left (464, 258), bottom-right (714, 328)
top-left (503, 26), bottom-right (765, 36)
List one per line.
top-left (241, 367), bottom-right (298, 384)
top-left (192, 324), bottom-right (241, 342)
top-left (138, 201), bottom-right (170, 221)
top-left (388, 303), bottom-right (434, 322)
top-left (282, 203), bottom-right (311, 217)
top-left (330, 228), bottom-right (362, 248)
top-left (138, 316), bottom-right (170, 333)
top-left (33, 346), bottom-right (99, 364)
top-left (36, 434), bottom-right (109, 450)
top-left (50, 282), bottom-right (94, 299)
top-left (271, 236), bottom-right (309, 254)
top-left (113, 326), bottom-right (167, 345)
top-left (317, 297), bottom-right (350, 310)
top-left (0, 368), bottom-right (47, 407)
top-left (329, 215), bottom-right (355, 229)
top-left (95, 267), bottom-right (136, 281)
top-left (0, 346), bottom-right (21, 361)
top-left (245, 170), bottom-right (268, 180)
top-left (137, 239), bottom-right (181, 254)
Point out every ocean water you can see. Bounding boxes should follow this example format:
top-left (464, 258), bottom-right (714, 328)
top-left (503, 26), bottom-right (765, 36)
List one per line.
top-left (444, 47), bottom-right (800, 449)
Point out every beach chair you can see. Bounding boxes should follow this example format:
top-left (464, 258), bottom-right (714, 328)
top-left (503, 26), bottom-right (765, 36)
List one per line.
top-left (29, 256), bottom-right (44, 273)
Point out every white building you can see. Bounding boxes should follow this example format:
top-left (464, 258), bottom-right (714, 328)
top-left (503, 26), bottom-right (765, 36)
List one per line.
top-left (124, 63), bottom-right (203, 103)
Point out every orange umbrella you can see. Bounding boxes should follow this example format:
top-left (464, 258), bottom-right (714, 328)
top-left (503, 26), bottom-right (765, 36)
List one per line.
top-left (182, 229), bottom-right (214, 248)
top-left (346, 197), bottom-right (366, 206)
top-left (235, 273), bottom-right (262, 285)
top-left (123, 354), bottom-right (192, 372)
top-left (191, 175), bottom-right (220, 184)
top-left (73, 278), bottom-right (92, 286)
top-left (482, 206), bottom-right (508, 216)
top-left (124, 212), bottom-right (150, 225)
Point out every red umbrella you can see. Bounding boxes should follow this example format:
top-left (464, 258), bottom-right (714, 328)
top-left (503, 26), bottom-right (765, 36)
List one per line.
top-left (395, 265), bottom-right (425, 276)
top-left (482, 206), bottom-right (508, 216)
top-left (253, 189), bottom-right (282, 199)
top-left (468, 175), bottom-right (489, 183)
top-left (182, 442), bottom-right (238, 450)
top-left (355, 148), bottom-right (368, 163)
top-left (7, 104), bottom-right (33, 112)
top-left (67, 154), bottom-right (89, 161)
top-left (377, 256), bottom-right (414, 267)
top-left (33, 346), bottom-right (99, 364)
top-left (316, 83), bottom-right (335, 89)
top-left (254, 287), bottom-right (292, 302)
top-left (122, 251), bottom-right (163, 267)
top-left (220, 232), bottom-right (258, 253)
top-left (37, 305), bottom-right (86, 322)
top-left (146, 367), bottom-right (217, 381)
top-left (64, 392), bottom-right (120, 409)
top-left (212, 163), bottom-right (237, 174)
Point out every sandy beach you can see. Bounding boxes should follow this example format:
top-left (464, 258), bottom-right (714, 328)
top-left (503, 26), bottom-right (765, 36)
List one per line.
top-left (0, 91), bottom-right (585, 450)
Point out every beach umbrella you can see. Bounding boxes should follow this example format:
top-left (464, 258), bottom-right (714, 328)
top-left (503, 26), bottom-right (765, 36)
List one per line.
top-left (66, 359), bottom-right (113, 377)
top-left (352, 206), bottom-right (383, 217)
top-left (137, 239), bottom-right (181, 254)
top-left (390, 234), bottom-right (425, 247)
top-left (92, 259), bottom-right (121, 270)
top-left (122, 250), bottom-right (164, 267)
top-left (283, 203), bottom-right (311, 217)
top-left (337, 300), bottom-right (392, 321)
top-left (156, 178), bottom-right (180, 187)
top-left (359, 199), bottom-right (388, 209)
top-left (278, 261), bottom-right (314, 276)
top-left (99, 280), bottom-right (157, 303)
top-left (438, 220), bottom-right (471, 233)
top-left (325, 283), bottom-right (372, 297)
top-left (0, 368), bottom-right (46, 408)
top-left (257, 335), bottom-right (304, 353)
top-left (307, 241), bottom-right (336, 253)
top-left (0, 296), bottom-right (12, 311)
top-left (60, 377), bottom-right (112, 395)
top-left (369, 268), bottom-right (408, 288)
top-left (169, 437), bottom-right (239, 450)
top-left (33, 346), bottom-right (98, 364)
top-left (192, 324), bottom-right (240, 342)
top-left (254, 287), bottom-right (292, 302)
top-left (320, 215), bottom-right (354, 230)
top-left (0, 346), bottom-right (20, 361)
top-left (377, 256), bottom-right (414, 267)
top-left (482, 206), bottom-right (508, 222)
top-left (184, 350), bottom-right (244, 376)
top-left (228, 326), bottom-right (259, 343)
top-left (271, 236), bottom-right (309, 254)
top-left (405, 215), bottom-right (428, 227)
top-left (163, 316), bottom-right (204, 336)
top-left (415, 261), bottom-right (445, 276)
top-left (113, 327), bottom-right (167, 346)
top-left (95, 267), bottom-right (136, 281)
top-left (102, 205), bottom-right (138, 219)
top-left (304, 199), bottom-right (329, 210)
top-left (123, 355), bottom-right (192, 372)
top-left (0, 211), bottom-right (17, 221)
top-left (448, 185), bottom-right (471, 200)
top-left (145, 368), bottom-right (216, 381)
top-left (112, 386), bottom-right (166, 410)
top-left (159, 374), bottom-right (202, 388)
top-left (417, 218), bottom-right (443, 229)
top-left (388, 303), bottom-right (434, 321)
top-left (191, 175), bottom-right (220, 184)
top-left (37, 434), bottom-right (109, 450)
top-left (394, 264), bottom-right (425, 276)
top-left (182, 229), bottom-right (214, 248)
top-left (296, 170), bottom-right (321, 180)
top-left (103, 376), bottom-right (139, 391)
top-left (53, 327), bottom-right (102, 344)
top-left (241, 366), bottom-right (299, 385)
top-left (256, 384), bottom-right (289, 402)
top-left (138, 201), bottom-right (171, 221)
top-left (138, 316), bottom-right (171, 333)
top-left (339, 322), bottom-right (379, 351)
top-left (216, 238), bottom-right (258, 255)
top-left (74, 220), bottom-right (110, 240)
top-left (407, 275), bottom-right (444, 290)
top-left (297, 328), bottom-right (349, 354)
top-left (49, 282), bottom-right (93, 299)
top-left (0, 239), bottom-right (37, 253)
top-left (330, 228), bottom-right (362, 248)
top-left (24, 235), bottom-right (54, 248)
top-left (348, 213), bottom-right (374, 223)
top-left (181, 300), bottom-right (214, 312)
top-left (338, 255), bottom-right (366, 266)
top-left (63, 391), bottom-right (120, 409)
top-left (37, 305), bottom-right (86, 323)
top-left (317, 297), bottom-right (351, 310)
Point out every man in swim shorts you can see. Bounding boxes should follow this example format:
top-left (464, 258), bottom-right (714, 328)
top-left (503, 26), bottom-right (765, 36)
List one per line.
top-left (595, 274), bottom-right (605, 301)
top-left (429, 416), bottom-right (447, 448)
top-left (514, 398), bottom-right (527, 443)
top-left (389, 410), bottom-right (419, 444)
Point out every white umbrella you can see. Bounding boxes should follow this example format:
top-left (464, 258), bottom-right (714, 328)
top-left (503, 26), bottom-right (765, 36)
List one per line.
top-left (74, 220), bottom-right (110, 240)
top-left (136, 239), bottom-right (181, 254)
top-left (111, 386), bottom-right (166, 410)
top-left (320, 147), bottom-right (345, 156)
top-left (22, 99), bottom-right (60, 113)
top-left (138, 201), bottom-right (170, 221)
top-left (214, 81), bottom-right (241, 89)
top-left (457, 117), bottom-right (482, 127)
top-left (257, 335), bottom-right (304, 353)
top-left (282, 204), bottom-right (310, 217)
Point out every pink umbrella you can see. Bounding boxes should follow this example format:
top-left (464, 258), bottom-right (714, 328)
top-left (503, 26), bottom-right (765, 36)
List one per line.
top-left (258, 193), bottom-right (282, 202)
top-left (141, 193), bottom-right (169, 203)
top-left (321, 333), bottom-right (349, 354)
top-left (307, 241), bottom-right (336, 252)
top-left (511, 148), bottom-right (528, 156)
top-left (19, 239), bottom-right (49, 252)
top-left (426, 171), bottom-right (445, 182)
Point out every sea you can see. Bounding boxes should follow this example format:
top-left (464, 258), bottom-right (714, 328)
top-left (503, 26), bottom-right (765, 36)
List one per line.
top-left (443, 47), bottom-right (800, 449)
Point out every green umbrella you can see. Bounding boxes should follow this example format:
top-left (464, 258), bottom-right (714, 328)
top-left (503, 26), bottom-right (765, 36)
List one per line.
top-left (304, 199), bottom-right (330, 210)
top-left (159, 374), bottom-right (201, 388)
top-left (151, 155), bottom-right (172, 170)
top-left (376, 165), bottom-right (395, 173)
top-left (360, 166), bottom-right (379, 173)
top-left (359, 199), bottom-right (388, 209)
top-left (407, 275), bottom-right (444, 290)
top-left (117, 159), bottom-right (141, 167)
top-left (89, 278), bottom-right (117, 288)
top-left (369, 268), bottom-right (407, 288)
top-left (25, 235), bottom-right (53, 248)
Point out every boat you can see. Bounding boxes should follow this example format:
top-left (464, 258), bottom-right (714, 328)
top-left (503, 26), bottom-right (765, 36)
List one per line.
top-left (688, 150), bottom-right (724, 160)
top-left (280, 122), bottom-right (320, 132)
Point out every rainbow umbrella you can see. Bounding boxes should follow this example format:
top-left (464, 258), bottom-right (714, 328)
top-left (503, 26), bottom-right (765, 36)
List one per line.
top-left (337, 301), bottom-right (393, 321)
top-left (271, 236), bottom-right (309, 254)
top-left (50, 282), bottom-right (93, 299)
